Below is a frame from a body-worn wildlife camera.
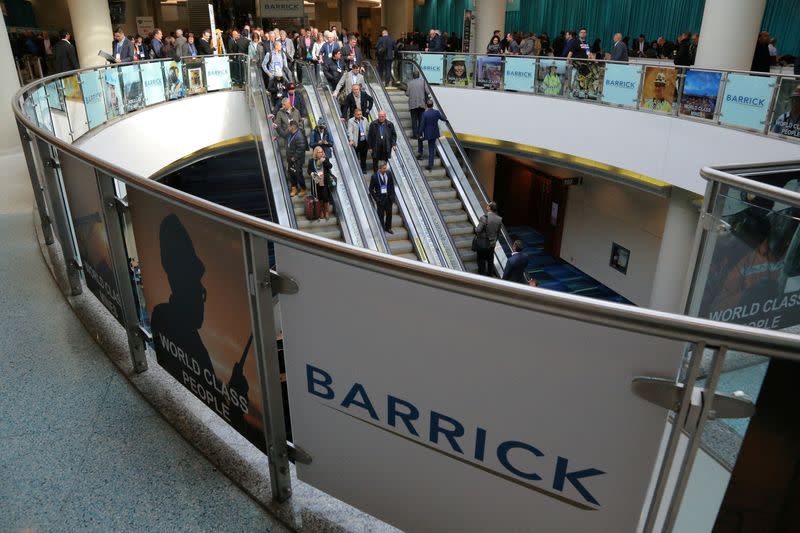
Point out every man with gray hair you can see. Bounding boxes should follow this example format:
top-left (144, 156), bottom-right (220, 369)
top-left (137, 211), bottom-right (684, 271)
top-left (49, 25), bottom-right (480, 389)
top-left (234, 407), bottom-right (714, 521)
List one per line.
top-left (174, 28), bottom-right (188, 58)
top-left (610, 33), bottom-right (628, 62)
top-left (262, 40), bottom-right (293, 82)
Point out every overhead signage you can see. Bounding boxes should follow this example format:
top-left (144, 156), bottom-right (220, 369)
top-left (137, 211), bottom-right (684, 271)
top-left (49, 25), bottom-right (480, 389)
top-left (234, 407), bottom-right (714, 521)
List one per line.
top-left (719, 73), bottom-right (775, 131)
top-left (261, 0), bottom-right (304, 18)
top-left (601, 63), bottom-right (641, 107)
top-left (420, 53), bottom-right (444, 85)
top-left (277, 243), bottom-right (682, 532)
top-left (503, 56), bottom-right (536, 93)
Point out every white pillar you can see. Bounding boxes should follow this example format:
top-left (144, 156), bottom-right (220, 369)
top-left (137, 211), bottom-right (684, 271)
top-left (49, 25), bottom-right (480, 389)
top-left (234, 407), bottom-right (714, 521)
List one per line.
top-left (382, 0), bottom-right (412, 40)
top-left (474, 0), bottom-right (505, 51)
top-left (66, 0), bottom-right (114, 68)
top-left (649, 188), bottom-right (700, 313)
top-left (467, 149), bottom-right (497, 200)
top-left (694, 0), bottom-right (767, 71)
top-left (0, 19), bottom-right (22, 154)
top-left (341, 0), bottom-right (358, 35)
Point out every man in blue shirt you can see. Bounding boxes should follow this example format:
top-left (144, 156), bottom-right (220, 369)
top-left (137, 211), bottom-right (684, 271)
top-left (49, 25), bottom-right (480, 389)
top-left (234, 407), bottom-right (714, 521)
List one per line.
top-left (418, 100), bottom-right (444, 171)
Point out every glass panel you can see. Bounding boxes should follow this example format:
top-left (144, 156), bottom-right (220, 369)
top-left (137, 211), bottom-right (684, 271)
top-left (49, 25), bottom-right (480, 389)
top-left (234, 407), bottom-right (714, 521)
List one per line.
top-left (183, 57), bottom-right (207, 95)
top-left (419, 53), bottom-right (444, 85)
top-left (22, 91), bottom-right (38, 125)
top-left (569, 60), bottom-right (605, 101)
top-left (475, 55), bottom-right (503, 90)
top-left (443, 54), bottom-right (473, 87)
top-left (80, 70), bottom-right (108, 130)
top-left (639, 66), bottom-right (678, 113)
top-left (719, 73), bottom-right (776, 131)
top-left (120, 64), bottom-right (144, 112)
top-left (46, 81), bottom-right (63, 111)
top-left (140, 61), bottom-right (166, 105)
top-left (537, 59), bottom-right (568, 96)
top-left (204, 55), bottom-right (232, 91)
top-left (769, 77), bottom-right (800, 139)
top-left (62, 75), bottom-right (89, 139)
top-left (679, 69), bottom-right (722, 120)
top-left (601, 63), bottom-right (642, 108)
top-left (102, 67), bottom-right (125, 119)
top-left (503, 56), bottom-right (536, 93)
top-left (163, 59), bottom-right (185, 100)
top-left (32, 86), bottom-right (54, 133)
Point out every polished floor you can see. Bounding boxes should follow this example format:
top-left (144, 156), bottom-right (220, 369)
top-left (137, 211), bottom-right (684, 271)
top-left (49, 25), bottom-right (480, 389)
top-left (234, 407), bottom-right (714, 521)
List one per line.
top-left (0, 153), bottom-right (288, 532)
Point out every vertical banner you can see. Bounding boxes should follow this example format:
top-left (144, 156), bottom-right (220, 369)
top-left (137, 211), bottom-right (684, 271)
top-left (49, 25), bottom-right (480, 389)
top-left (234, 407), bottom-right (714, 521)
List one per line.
top-left (503, 56), bottom-right (536, 92)
top-left (203, 55), bottom-right (232, 91)
top-left (120, 64), bottom-right (145, 112)
top-left (445, 55), bottom-right (473, 87)
top-left (770, 79), bottom-right (800, 138)
top-left (58, 152), bottom-right (124, 323)
top-left (277, 244), bottom-right (682, 532)
top-left (420, 53), bottom-right (444, 85)
top-left (163, 60), bottom-right (185, 100)
top-left (679, 70), bottom-right (722, 120)
top-left (140, 61), bottom-right (166, 106)
top-left (461, 10), bottom-right (475, 54)
top-left (476, 55), bottom-right (503, 89)
top-left (102, 67), bottom-right (125, 119)
top-left (128, 189), bottom-right (267, 451)
top-left (538, 59), bottom-right (568, 96)
top-left (183, 58), bottom-right (208, 95)
top-left (719, 73), bottom-right (775, 131)
top-left (639, 66), bottom-right (677, 113)
top-left (570, 61), bottom-right (605, 100)
top-left (601, 63), bottom-right (642, 107)
top-left (80, 71), bottom-right (107, 129)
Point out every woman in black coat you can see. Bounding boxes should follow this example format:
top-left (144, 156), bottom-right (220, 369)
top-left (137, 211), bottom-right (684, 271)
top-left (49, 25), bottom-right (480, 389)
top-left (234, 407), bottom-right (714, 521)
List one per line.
top-left (307, 146), bottom-right (335, 220)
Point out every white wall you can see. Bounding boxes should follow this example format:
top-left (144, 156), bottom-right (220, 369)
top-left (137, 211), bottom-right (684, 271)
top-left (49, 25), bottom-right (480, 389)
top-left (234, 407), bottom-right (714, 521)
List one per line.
top-left (561, 177), bottom-right (669, 305)
top-left (75, 91), bottom-right (252, 178)
top-left (434, 87), bottom-right (800, 195)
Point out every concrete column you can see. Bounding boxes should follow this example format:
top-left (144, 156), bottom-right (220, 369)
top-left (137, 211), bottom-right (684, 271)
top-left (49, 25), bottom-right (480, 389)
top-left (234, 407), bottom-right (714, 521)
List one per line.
top-left (341, 0), bottom-right (358, 35)
top-left (467, 148), bottom-right (497, 200)
top-left (0, 18), bottom-right (22, 154)
top-left (382, 0), bottom-right (412, 40)
top-left (649, 188), bottom-right (700, 313)
top-left (66, 0), bottom-right (114, 68)
top-left (694, 0), bottom-right (767, 71)
top-left (474, 0), bottom-right (505, 50)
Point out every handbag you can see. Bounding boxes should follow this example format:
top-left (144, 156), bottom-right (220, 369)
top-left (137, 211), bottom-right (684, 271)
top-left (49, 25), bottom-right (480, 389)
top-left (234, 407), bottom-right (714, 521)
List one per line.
top-left (471, 216), bottom-right (491, 252)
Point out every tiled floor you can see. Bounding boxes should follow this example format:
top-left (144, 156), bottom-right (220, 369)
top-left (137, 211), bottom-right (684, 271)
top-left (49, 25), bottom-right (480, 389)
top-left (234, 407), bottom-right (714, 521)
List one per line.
top-left (0, 153), bottom-right (288, 532)
top-left (506, 226), bottom-right (633, 304)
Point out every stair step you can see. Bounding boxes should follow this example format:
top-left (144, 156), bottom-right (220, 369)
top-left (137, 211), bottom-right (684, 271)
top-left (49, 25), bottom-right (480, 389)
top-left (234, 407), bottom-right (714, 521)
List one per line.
top-left (397, 252), bottom-right (418, 260)
top-left (433, 190), bottom-right (457, 200)
top-left (438, 199), bottom-right (463, 211)
top-left (297, 217), bottom-right (340, 229)
top-left (388, 239), bottom-right (414, 254)
top-left (427, 178), bottom-right (452, 189)
top-left (443, 212), bottom-right (469, 223)
top-left (310, 228), bottom-right (343, 240)
top-left (447, 222), bottom-right (475, 236)
top-left (460, 250), bottom-right (478, 262)
top-left (453, 235), bottom-right (474, 249)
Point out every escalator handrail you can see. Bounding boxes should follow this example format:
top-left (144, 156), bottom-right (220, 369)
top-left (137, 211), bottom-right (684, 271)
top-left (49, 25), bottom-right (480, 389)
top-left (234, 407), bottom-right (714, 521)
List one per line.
top-left (362, 61), bottom-right (465, 270)
top-left (248, 65), bottom-right (298, 229)
top-left (396, 57), bottom-right (513, 264)
top-left (315, 81), bottom-right (392, 254)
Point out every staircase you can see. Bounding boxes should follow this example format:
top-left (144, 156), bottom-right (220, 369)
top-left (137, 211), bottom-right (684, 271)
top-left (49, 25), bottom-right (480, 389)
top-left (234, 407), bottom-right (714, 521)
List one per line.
top-left (386, 88), bottom-right (479, 272)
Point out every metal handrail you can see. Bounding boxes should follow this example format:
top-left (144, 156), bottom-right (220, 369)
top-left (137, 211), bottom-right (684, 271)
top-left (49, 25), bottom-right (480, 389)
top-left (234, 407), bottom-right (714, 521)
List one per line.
top-left (395, 57), bottom-right (512, 271)
top-left (399, 51), bottom-right (800, 143)
top-left (12, 60), bottom-right (800, 361)
top-left (362, 61), bottom-right (465, 270)
top-left (700, 162), bottom-right (800, 205)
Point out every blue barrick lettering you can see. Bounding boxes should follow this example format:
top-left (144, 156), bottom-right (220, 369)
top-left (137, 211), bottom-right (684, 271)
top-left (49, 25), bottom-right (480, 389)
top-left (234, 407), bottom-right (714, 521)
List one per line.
top-left (725, 94), bottom-right (766, 107)
top-left (430, 411), bottom-right (465, 453)
top-left (506, 70), bottom-right (532, 77)
top-left (341, 382), bottom-right (379, 420)
top-left (605, 79), bottom-right (636, 88)
top-left (307, 364), bottom-right (335, 399)
top-left (497, 440), bottom-right (544, 481)
top-left (388, 395), bottom-right (420, 436)
top-left (553, 456), bottom-right (605, 506)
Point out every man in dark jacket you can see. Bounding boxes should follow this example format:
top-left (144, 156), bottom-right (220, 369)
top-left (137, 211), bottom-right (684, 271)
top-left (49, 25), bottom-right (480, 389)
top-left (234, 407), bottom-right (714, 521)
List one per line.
top-left (503, 240), bottom-right (528, 283)
top-left (426, 29), bottom-right (444, 52)
top-left (475, 202), bottom-right (503, 276)
top-left (112, 28), bottom-right (134, 63)
top-left (341, 83), bottom-right (374, 120)
top-left (285, 120), bottom-right (308, 196)
top-left (197, 29), bottom-right (213, 55)
top-left (751, 32), bottom-right (772, 72)
top-left (418, 101), bottom-right (444, 171)
top-left (53, 30), bottom-right (79, 73)
top-left (376, 29), bottom-right (395, 85)
top-left (323, 49), bottom-right (346, 89)
top-left (367, 110), bottom-right (397, 172)
top-left (674, 32), bottom-right (692, 66)
top-left (368, 160), bottom-right (396, 233)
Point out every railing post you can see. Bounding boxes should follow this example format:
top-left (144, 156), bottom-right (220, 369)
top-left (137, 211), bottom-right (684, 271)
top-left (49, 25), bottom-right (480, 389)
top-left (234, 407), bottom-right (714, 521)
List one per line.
top-left (242, 232), bottom-right (294, 502)
top-left (16, 123), bottom-right (55, 246)
top-left (96, 171), bottom-right (148, 373)
top-left (34, 141), bottom-right (83, 295)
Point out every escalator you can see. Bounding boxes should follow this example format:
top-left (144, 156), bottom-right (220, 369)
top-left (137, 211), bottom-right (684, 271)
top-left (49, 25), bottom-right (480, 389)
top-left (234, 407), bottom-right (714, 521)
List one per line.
top-left (361, 62), bottom-right (465, 270)
top-left (392, 58), bottom-right (513, 275)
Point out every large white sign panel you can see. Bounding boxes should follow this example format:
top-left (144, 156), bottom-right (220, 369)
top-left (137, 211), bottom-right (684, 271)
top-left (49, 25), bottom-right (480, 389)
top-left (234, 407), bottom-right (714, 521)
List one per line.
top-left (261, 0), bottom-right (304, 18)
top-left (277, 245), bottom-right (681, 532)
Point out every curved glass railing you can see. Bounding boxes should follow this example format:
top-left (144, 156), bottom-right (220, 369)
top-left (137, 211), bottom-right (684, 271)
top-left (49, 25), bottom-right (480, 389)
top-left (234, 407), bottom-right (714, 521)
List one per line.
top-left (13, 56), bottom-right (800, 533)
top-left (398, 52), bottom-right (800, 143)
top-left (362, 61), bottom-right (465, 270)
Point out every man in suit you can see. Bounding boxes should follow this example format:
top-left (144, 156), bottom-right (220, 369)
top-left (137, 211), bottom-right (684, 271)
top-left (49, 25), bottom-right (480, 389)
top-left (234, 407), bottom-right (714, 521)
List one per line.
top-left (341, 35), bottom-right (363, 68)
top-left (418, 101), bottom-right (444, 171)
top-left (53, 30), bottom-right (78, 73)
top-left (341, 82), bottom-right (373, 120)
top-left (610, 33), bottom-right (628, 62)
top-left (112, 28), bottom-right (134, 63)
top-left (333, 62), bottom-right (365, 99)
top-left (633, 34), bottom-right (648, 57)
top-left (426, 29), bottom-right (444, 52)
top-left (323, 48), bottom-right (346, 90)
top-left (503, 240), bottom-right (528, 283)
top-left (367, 110), bottom-right (397, 173)
top-left (406, 72), bottom-right (427, 158)
top-left (376, 28), bottom-right (395, 85)
top-left (174, 29), bottom-right (188, 58)
top-left (369, 160), bottom-right (396, 233)
top-left (196, 29), bottom-right (213, 55)
top-left (475, 202), bottom-right (503, 276)
top-left (347, 108), bottom-right (370, 173)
